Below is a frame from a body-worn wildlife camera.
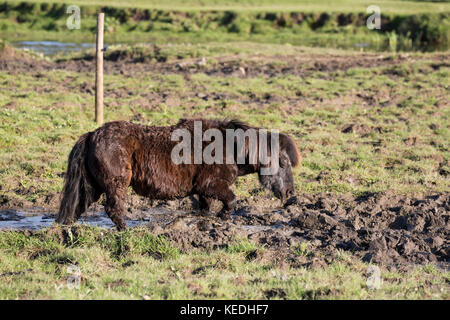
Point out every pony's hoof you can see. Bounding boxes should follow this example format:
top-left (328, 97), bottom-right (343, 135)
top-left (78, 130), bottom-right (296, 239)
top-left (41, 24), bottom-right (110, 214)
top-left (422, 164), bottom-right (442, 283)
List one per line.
top-left (115, 224), bottom-right (127, 231)
top-left (283, 196), bottom-right (298, 208)
top-left (218, 210), bottom-right (232, 220)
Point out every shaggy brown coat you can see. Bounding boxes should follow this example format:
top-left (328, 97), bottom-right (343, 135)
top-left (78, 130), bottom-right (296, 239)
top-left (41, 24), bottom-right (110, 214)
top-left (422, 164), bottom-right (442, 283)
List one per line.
top-left (56, 119), bottom-right (300, 230)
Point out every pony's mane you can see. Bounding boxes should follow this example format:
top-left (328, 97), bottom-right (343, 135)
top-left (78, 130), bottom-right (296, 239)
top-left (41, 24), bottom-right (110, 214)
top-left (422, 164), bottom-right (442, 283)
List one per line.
top-left (222, 119), bottom-right (252, 131)
top-left (176, 118), bottom-right (253, 131)
top-left (175, 118), bottom-right (301, 167)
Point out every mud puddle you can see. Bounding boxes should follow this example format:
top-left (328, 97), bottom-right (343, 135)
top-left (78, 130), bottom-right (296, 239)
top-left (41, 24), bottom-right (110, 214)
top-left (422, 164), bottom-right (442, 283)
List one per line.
top-left (0, 206), bottom-right (269, 232)
top-left (0, 209), bottom-right (150, 230)
top-left (1, 192), bottom-right (448, 269)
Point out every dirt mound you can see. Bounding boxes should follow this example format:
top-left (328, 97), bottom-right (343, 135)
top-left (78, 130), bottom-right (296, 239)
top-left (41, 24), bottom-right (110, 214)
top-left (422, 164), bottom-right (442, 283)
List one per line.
top-left (53, 52), bottom-right (411, 77)
top-left (0, 41), bottom-right (50, 73)
top-left (146, 192), bottom-right (449, 269)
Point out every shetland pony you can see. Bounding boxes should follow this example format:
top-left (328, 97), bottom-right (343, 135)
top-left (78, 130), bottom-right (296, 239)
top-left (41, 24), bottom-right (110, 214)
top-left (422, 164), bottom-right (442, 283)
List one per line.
top-left (56, 119), bottom-right (300, 229)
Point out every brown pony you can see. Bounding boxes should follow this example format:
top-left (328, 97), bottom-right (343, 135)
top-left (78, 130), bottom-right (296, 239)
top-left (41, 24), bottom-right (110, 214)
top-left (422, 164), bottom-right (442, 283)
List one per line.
top-left (56, 119), bottom-right (301, 230)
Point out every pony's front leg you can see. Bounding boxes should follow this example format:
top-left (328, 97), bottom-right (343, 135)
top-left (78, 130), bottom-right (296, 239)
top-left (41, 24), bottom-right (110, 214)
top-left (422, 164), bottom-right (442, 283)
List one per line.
top-left (199, 195), bottom-right (212, 210)
top-left (204, 181), bottom-right (236, 220)
top-left (217, 191), bottom-right (236, 220)
top-left (197, 195), bottom-right (213, 216)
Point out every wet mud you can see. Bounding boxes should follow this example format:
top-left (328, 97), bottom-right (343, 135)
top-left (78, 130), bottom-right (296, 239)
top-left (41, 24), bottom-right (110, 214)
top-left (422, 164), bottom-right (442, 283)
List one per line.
top-left (2, 192), bottom-right (448, 269)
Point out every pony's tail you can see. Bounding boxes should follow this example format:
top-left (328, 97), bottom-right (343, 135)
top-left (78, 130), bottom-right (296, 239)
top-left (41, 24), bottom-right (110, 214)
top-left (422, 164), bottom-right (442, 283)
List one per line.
top-left (279, 133), bottom-right (301, 167)
top-left (56, 132), bottom-right (96, 225)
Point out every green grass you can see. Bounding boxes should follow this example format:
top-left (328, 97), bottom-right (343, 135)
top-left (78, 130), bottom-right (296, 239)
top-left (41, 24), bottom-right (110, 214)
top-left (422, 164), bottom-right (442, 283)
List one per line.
top-left (4, 0), bottom-right (450, 14)
top-left (0, 226), bottom-right (448, 299)
top-left (292, 242), bottom-right (311, 257)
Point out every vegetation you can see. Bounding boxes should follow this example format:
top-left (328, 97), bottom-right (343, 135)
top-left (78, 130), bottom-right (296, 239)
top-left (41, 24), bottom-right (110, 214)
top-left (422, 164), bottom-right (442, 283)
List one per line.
top-left (0, 226), bottom-right (448, 299)
top-left (0, 1), bottom-right (449, 51)
top-left (3, 0), bottom-right (450, 13)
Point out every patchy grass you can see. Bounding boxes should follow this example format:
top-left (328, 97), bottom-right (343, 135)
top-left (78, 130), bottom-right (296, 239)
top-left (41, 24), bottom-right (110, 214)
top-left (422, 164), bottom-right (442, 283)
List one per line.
top-left (0, 226), bottom-right (448, 299)
top-left (292, 242), bottom-right (311, 257)
top-left (4, 0), bottom-right (450, 14)
top-left (0, 43), bottom-right (448, 207)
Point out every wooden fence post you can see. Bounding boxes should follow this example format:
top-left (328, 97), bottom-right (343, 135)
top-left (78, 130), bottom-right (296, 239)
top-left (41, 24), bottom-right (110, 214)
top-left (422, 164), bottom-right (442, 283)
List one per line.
top-left (95, 12), bottom-right (104, 125)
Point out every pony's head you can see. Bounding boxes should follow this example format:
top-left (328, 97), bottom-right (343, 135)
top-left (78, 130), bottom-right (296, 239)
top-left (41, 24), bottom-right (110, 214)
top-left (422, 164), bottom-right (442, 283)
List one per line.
top-left (258, 150), bottom-right (295, 204)
top-left (222, 120), bottom-right (301, 204)
top-left (258, 133), bottom-right (301, 203)
top-left (258, 133), bottom-right (301, 204)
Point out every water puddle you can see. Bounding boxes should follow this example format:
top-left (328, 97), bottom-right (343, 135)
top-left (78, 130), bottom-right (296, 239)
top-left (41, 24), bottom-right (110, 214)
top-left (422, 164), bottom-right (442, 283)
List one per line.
top-left (11, 41), bottom-right (96, 56)
top-left (11, 40), bottom-right (445, 57)
top-left (0, 206), bottom-right (285, 233)
top-left (239, 225), bottom-right (275, 233)
top-left (0, 209), bottom-right (150, 230)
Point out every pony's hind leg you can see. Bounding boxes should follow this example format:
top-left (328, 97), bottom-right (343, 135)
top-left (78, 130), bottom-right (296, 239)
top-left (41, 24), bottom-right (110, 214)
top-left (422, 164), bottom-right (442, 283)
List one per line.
top-left (91, 155), bottom-right (132, 231)
top-left (75, 188), bottom-right (102, 221)
top-left (105, 187), bottom-right (128, 230)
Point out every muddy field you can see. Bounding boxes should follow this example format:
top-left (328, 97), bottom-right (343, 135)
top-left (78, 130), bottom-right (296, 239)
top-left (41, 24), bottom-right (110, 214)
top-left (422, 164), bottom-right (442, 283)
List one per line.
top-left (164, 192), bottom-right (449, 268)
top-left (2, 192), bottom-right (449, 270)
top-left (2, 47), bottom-right (449, 78)
top-left (0, 45), bottom-right (448, 275)
top-left (138, 192), bottom-right (450, 269)
top-left (1, 47), bottom-right (448, 118)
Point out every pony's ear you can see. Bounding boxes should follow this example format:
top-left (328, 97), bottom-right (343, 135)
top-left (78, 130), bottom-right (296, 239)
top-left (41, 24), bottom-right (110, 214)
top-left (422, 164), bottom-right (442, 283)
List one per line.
top-left (279, 133), bottom-right (301, 167)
